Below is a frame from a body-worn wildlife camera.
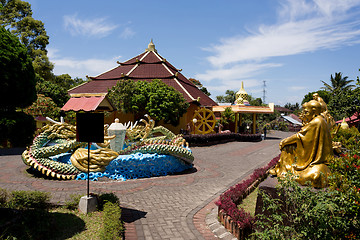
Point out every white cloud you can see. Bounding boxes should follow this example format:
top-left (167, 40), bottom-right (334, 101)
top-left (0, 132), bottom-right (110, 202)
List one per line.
top-left (48, 48), bottom-right (119, 78)
top-left (200, 0), bottom-right (360, 98)
top-left (289, 86), bottom-right (307, 91)
top-left (207, 17), bottom-right (360, 67)
top-left (120, 27), bottom-right (135, 39)
top-left (63, 14), bottom-right (118, 37)
top-left (196, 63), bottom-right (282, 82)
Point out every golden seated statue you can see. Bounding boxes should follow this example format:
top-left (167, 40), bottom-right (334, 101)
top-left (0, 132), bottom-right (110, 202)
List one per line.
top-left (270, 100), bottom-right (333, 188)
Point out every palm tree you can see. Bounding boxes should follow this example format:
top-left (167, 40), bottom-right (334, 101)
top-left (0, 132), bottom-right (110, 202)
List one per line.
top-left (321, 72), bottom-right (355, 94)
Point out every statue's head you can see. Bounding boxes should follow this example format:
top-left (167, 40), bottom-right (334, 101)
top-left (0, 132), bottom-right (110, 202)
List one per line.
top-left (301, 100), bottom-right (321, 123)
top-left (313, 93), bottom-right (319, 100)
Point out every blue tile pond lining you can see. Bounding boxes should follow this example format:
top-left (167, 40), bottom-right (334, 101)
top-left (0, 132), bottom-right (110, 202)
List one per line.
top-left (50, 151), bottom-right (193, 181)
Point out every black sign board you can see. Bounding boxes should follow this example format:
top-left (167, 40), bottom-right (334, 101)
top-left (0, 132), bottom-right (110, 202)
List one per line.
top-left (76, 113), bottom-right (104, 143)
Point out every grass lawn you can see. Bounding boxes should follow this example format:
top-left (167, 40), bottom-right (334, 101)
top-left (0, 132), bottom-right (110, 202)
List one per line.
top-left (0, 207), bottom-right (109, 240)
top-left (238, 188), bottom-right (258, 216)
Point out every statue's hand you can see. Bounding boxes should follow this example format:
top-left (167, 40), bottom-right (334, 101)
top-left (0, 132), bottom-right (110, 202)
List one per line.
top-left (279, 139), bottom-right (285, 150)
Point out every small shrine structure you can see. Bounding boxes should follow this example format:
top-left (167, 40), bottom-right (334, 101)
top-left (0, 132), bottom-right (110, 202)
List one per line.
top-left (61, 40), bottom-right (217, 133)
top-left (212, 82), bottom-right (274, 134)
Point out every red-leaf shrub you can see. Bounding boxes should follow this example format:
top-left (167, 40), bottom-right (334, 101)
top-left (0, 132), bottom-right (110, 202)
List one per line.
top-left (216, 154), bottom-right (280, 234)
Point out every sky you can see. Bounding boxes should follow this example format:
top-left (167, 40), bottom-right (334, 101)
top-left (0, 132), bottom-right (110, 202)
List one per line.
top-left (27, 0), bottom-right (360, 106)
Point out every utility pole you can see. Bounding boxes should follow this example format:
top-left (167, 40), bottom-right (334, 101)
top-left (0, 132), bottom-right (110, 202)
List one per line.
top-left (263, 80), bottom-right (266, 104)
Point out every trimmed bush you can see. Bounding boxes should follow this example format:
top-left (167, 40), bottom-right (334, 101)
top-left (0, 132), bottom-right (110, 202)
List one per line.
top-left (9, 190), bottom-right (51, 210)
top-left (98, 192), bottom-right (120, 211)
top-left (100, 202), bottom-right (123, 240)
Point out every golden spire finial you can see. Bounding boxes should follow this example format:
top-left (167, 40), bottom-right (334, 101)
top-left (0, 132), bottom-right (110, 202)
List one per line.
top-left (235, 81), bottom-right (248, 105)
top-left (146, 39), bottom-right (157, 52)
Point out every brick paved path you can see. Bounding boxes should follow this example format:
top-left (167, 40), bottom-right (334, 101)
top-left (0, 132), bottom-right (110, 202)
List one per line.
top-left (0, 131), bottom-right (291, 239)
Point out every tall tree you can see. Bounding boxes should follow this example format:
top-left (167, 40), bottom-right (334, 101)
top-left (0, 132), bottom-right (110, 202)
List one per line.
top-left (0, 26), bottom-right (36, 146)
top-left (302, 90), bottom-right (331, 105)
top-left (108, 79), bottom-right (189, 125)
top-left (53, 74), bottom-right (85, 90)
top-left (35, 75), bottom-right (69, 107)
top-left (328, 87), bottom-right (360, 121)
top-left (216, 90), bottom-right (236, 103)
top-left (188, 78), bottom-right (211, 96)
top-left (321, 72), bottom-right (355, 94)
top-left (0, 26), bottom-right (35, 111)
top-left (0, 0), bottom-right (53, 80)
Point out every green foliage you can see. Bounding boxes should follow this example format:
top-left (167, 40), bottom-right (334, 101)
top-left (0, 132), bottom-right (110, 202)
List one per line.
top-left (216, 90), bottom-right (236, 103)
top-left (254, 128), bottom-right (360, 239)
top-left (0, 26), bottom-right (36, 111)
top-left (253, 175), bottom-right (354, 239)
top-left (0, 111), bottom-right (36, 147)
top-left (64, 194), bottom-right (82, 210)
top-left (267, 118), bottom-right (289, 132)
top-left (100, 202), bottom-right (123, 240)
top-left (328, 87), bottom-right (360, 121)
top-left (327, 128), bottom-right (360, 237)
top-left (249, 96), bottom-right (263, 106)
top-left (9, 190), bottom-right (51, 210)
top-left (200, 86), bottom-right (211, 96)
top-left (220, 107), bottom-right (235, 125)
top-left (0, 0), bottom-right (54, 80)
top-left (302, 90), bottom-right (331, 105)
top-left (108, 79), bottom-right (189, 125)
top-left (332, 127), bottom-right (360, 151)
top-left (0, 188), bottom-right (8, 207)
top-left (98, 192), bottom-right (120, 211)
top-left (35, 74), bottom-right (70, 107)
top-left (53, 74), bottom-right (86, 90)
top-left (321, 72), bottom-right (355, 93)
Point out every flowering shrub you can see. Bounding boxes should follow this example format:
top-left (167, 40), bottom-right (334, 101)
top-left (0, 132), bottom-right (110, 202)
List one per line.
top-left (184, 133), bottom-right (261, 146)
top-left (215, 154), bottom-right (280, 233)
top-left (23, 94), bottom-right (60, 120)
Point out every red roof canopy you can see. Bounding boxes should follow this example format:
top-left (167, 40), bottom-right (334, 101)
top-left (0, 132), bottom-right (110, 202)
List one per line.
top-left (61, 96), bottom-right (106, 112)
top-left (69, 42), bottom-right (217, 107)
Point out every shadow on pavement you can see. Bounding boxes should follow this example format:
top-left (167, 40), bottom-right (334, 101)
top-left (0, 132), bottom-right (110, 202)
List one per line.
top-left (264, 136), bottom-right (282, 140)
top-left (172, 165), bottom-right (198, 176)
top-left (0, 148), bottom-right (25, 156)
top-left (121, 206), bottom-right (147, 223)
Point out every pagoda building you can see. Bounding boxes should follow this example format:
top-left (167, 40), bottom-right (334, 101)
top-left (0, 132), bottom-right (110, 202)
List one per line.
top-left (212, 82), bottom-right (274, 134)
top-left (62, 40), bottom-right (217, 133)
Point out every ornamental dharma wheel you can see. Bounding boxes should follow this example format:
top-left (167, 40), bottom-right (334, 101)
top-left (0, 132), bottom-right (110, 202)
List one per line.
top-left (192, 107), bottom-right (216, 134)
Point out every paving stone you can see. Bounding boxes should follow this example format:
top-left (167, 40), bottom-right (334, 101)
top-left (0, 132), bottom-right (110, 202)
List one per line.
top-left (0, 131), bottom-right (291, 239)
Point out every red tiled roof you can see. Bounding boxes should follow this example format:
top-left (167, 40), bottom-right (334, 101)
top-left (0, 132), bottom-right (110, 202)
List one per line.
top-left (289, 114), bottom-right (302, 123)
top-left (335, 112), bottom-right (360, 124)
top-left (61, 96), bottom-right (106, 112)
top-left (69, 48), bottom-right (217, 107)
top-left (275, 107), bottom-right (292, 112)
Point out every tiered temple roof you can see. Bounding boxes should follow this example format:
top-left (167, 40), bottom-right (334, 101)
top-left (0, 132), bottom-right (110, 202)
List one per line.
top-left (68, 40), bottom-right (217, 107)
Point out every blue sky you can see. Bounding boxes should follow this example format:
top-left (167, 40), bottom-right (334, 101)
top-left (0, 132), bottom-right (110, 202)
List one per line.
top-left (27, 0), bottom-right (360, 105)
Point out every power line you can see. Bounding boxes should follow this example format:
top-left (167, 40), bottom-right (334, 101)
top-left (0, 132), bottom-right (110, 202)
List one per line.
top-left (263, 80), bottom-right (266, 104)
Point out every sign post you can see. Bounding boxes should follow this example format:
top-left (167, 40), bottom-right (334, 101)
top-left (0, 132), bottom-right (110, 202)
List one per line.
top-left (76, 112), bottom-right (104, 213)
